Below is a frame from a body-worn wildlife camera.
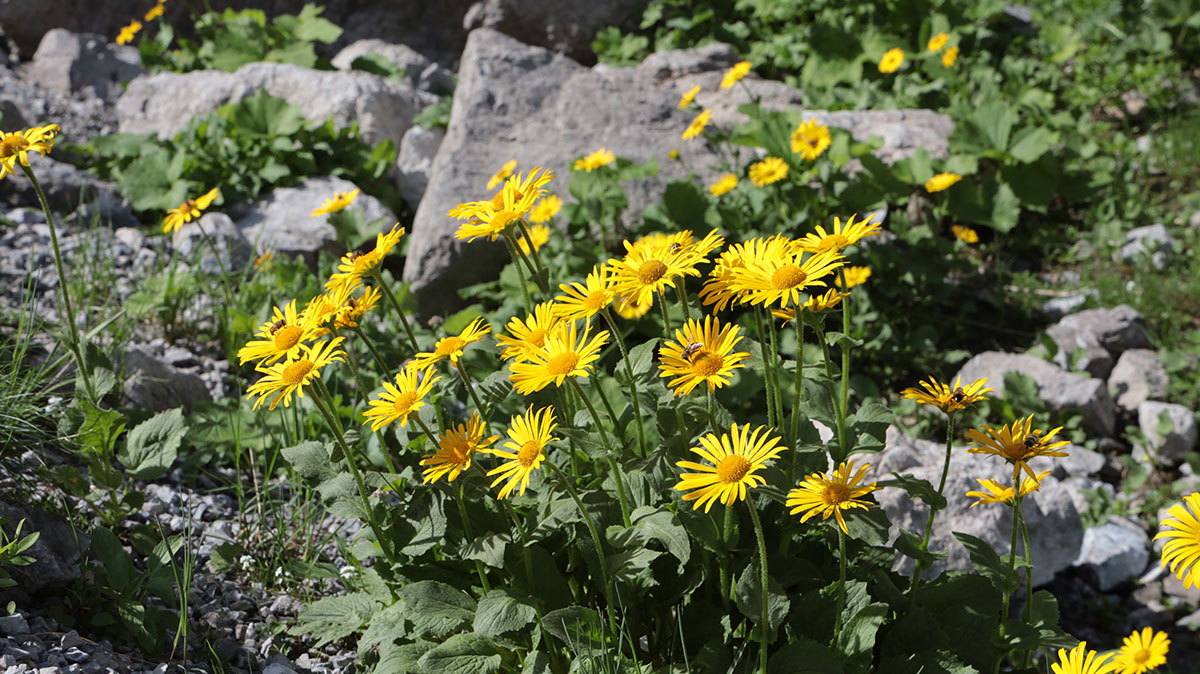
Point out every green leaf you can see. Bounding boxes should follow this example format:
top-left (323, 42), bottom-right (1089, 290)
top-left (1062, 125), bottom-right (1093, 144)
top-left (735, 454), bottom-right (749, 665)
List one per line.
top-left (663, 181), bottom-right (710, 227)
top-left (631, 506), bottom-right (691, 565)
top-left (799, 378), bottom-right (838, 427)
top-left (990, 181), bottom-right (1020, 233)
top-left (768, 638), bottom-right (844, 674)
top-left (880, 474), bottom-right (947, 510)
top-left (118, 408), bottom-right (185, 480)
top-left (462, 532), bottom-right (509, 569)
top-left (892, 528), bottom-right (946, 566)
top-left (230, 89), bottom-right (304, 137)
top-left (473, 589), bottom-right (538, 637)
top-left (837, 603), bottom-right (888, 663)
top-left (1007, 127), bottom-right (1059, 164)
top-left (953, 533), bottom-right (1025, 594)
top-left (521, 650), bottom-right (553, 674)
top-left (76, 400), bottom-right (126, 457)
top-left (281, 441), bottom-right (334, 481)
top-left (417, 633), bottom-right (501, 674)
top-left (375, 640), bottom-right (435, 674)
top-left (734, 565), bottom-right (790, 637)
top-left (398, 580), bottom-right (476, 639)
top-left (974, 103), bottom-right (1017, 152)
top-left (292, 593), bottom-right (379, 647)
top-left (615, 337), bottom-right (659, 385)
top-left (542, 606), bottom-right (603, 649)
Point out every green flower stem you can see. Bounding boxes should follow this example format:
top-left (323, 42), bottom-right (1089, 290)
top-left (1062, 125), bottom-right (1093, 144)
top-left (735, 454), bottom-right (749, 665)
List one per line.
top-left (455, 359), bottom-right (489, 425)
top-left (342, 344), bottom-right (400, 474)
top-left (675, 278), bottom-right (692, 322)
top-left (706, 388), bottom-right (718, 432)
top-left (656, 289), bottom-right (673, 339)
top-left (746, 501), bottom-right (771, 674)
top-left (907, 411), bottom-right (957, 610)
top-left (501, 234), bottom-right (534, 313)
top-left (752, 307), bottom-right (777, 429)
top-left (591, 378), bottom-right (626, 444)
top-left (789, 315), bottom-right (805, 464)
top-left (370, 271), bottom-right (419, 353)
top-left (720, 505), bottom-right (734, 610)
top-left (766, 312), bottom-right (786, 427)
top-left (601, 308), bottom-right (646, 457)
top-left (349, 325), bottom-right (390, 374)
top-left (503, 499), bottom-right (535, 588)
top-left (22, 164), bottom-right (95, 401)
top-left (834, 527), bottom-right (847, 645)
top-left (546, 460), bottom-right (619, 636)
top-left (411, 415), bottom-right (440, 448)
top-left (994, 475), bottom-right (1025, 674)
top-left (568, 379), bottom-right (631, 528)
top-left (836, 269), bottom-right (852, 460)
top-left (311, 380), bottom-right (396, 568)
top-left (515, 220), bottom-right (548, 283)
top-left (1019, 504), bottom-right (1034, 667)
top-left (457, 479), bottom-right (491, 593)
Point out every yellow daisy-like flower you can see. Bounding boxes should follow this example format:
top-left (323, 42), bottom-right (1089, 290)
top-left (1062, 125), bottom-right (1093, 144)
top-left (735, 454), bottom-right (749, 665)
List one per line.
top-left (720, 61), bottom-right (752, 89)
top-left (878, 48), bottom-right (905, 74)
top-left (900, 376), bottom-right (992, 413)
top-left (952, 225), bottom-right (979, 244)
top-left (487, 159), bottom-right (518, 190)
top-left (786, 460), bottom-right (878, 535)
top-left (310, 189), bottom-right (359, 217)
top-left (795, 213), bottom-right (882, 254)
top-left (1051, 642), bottom-right (1118, 674)
top-left (573, 148), bottom-right (616, 172)
top-left (363, 365), bottom-right (440, 431)
top-left (608, 237), bottom-right (704, 309)
top-left (965, 414), bottom-right (1071, 485)
top-left (942, 46), bottom-right (959, 68)
top-left (116, 19), bottom-right (142, 45)
top-left (554, 265), bottom-right (616, 322)
top-left (725, 236), bottom-right (844, 309)
top-left (421, 411), bottom-right (498, 484)
top-left (927, 32), bottom-right (949, 52)
top-left (302, 279), bottom-right (358, 336)
top-left (965, 470), bottom-right (1051, 508)
top-left (451, 168), bottom-right (554, 241)
top-left (614, 294), bottom-right (652, 320)
top-left (324, 223), bottom-right (405, 291)
top-left (770, 289), bottom-right (849, 325)
top-left (144, 3), bottom-right (165, 21)
top-left (162, 187), bottom-right (220, 234)
top-left (518, 223), bottom-right (550, 255)
top-left (483, 406), bottom-right (558, 499)
top-left (658, 316), bottom-right (749, 396)
top-left (334, 285), bottom-right (381, 329)
top-left (246, 338), bottom-right (345, 411)
top-left (925, 172), bottom-right (962, 193)
top-left (509, 320), bottom-right (609, 395)
top-left (411, 316), bottom-right (491, 370)
top-left (528, 194), bottom-right (563, 224)
top-left (790, 119), bottom-right (832, 162)
top-left (668, 148), bottom-right (680, 160)
top-left (1155, 492), bottom-right (1200, 590)
top-left (253, 251), bottom-right (274, 271)
top-left (237, 300), bottom-right (321, 366)
top-left (682, 109), bottom-right (712, 141)
top-left (675, 423), bottom-right (785, 512)
top-left (835, 266), bottom-right (871, 289)
top-left (1112, 628), bottom-right (1170, 674)
top-left (709, 173), bottom-right (738, 197)
top-left (497, 302), bottom-right (562, 362)
top-left (0, 124), bottom-right (61, 180)
top-left (678, 84), bottom-right (701, 109)
top-left (748, 156), bottom-right (789, 187)
top-left (699, 239), bottom-right (759, 312)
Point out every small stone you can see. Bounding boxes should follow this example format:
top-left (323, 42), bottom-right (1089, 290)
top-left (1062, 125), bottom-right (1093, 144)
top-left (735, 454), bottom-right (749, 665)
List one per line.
top-left (1115, 223), bottom-right (1177, 269)
top-left (1073, 517), bottom-right (1150, 591)
top-left (62, 648), bottom-right (87, 664)
top-left (1134, 401), bottom-right (1198, 468)
top-left (0, 614), bottom-right (28, 637)
top-left (1177, 609), bottom-right (1200, 629)
top-left (1108, 349), bottom-right (1169, 412)
top-left (59, 632), bottom-right (83, 650)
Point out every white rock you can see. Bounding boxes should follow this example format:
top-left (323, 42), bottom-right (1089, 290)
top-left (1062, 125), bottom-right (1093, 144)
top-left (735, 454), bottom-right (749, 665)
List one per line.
top-left (1107, 349), bottom-right (1168, 412)
top-left (1115, 223), bottom-right (1176, 269)
top-left (396, 125), bottom-right (445, 208)
top-left (1072, 517), bottom-right (1149, 591)
top-left (1134, 401), bottom-right (1198, 468)
top-left (27, 29), bottom-right (143, 101)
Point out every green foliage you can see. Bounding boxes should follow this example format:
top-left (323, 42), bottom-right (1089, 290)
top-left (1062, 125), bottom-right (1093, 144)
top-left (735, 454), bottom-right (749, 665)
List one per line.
top-left (414, 96), bottom-right (454, 130)
top-left (0, 518), bottom-right (39, 589)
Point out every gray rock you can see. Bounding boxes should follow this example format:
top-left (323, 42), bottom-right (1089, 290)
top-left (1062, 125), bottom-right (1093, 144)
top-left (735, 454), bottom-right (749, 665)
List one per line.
top-left (463, 0), bottom-right (644, 62)
top-left (262, 656), bottom-right (300, 674)
top-left (1108, 349), bottom-right (1169, 412)
top-left (1163, 572), bottom-right (1200, 606)
top-left (1046, 320), bottom-right (1112, 378)
top-left (199, 519), bottom-right (236, 557)
top-left (0, 501), bottom-right (88, 590)
top-left (0, 614), bottom-right (28, 637)
top-left (173, 213), bottom-right (252, 275)
top-left (122, 346), bottom-right (212, 411)
top-left (1052, 445), bottom-right (1106, 479)
top-left (68, 190), bottom-right (138, 229)
top-left (1061, 477), bottom-right (1112, 521)
top-left (332, 39), bottom-right (455, 93)
top-left (117, 62), bottom-right (437, 148)
top-left (0, 157), bottom-right (108, 214)
top-left (1052, 305), bottom-right (1152, 355)
top-left (403, 30), bottom-right (953, 312)
top-left (396, 125), bottom-right (445, 208)
top-left (1134, 401), bottom-right (1198, 468)
top-left (0, 99), bottom-right (27, 129)
top-left (1041, 290), bottom-right (1097, 320)
top-left (26, 29), bottom-right (143, 102)
top-left (1073, 517), bottom-right (1149, 591)
top-left (1115, 223), bottom-right (1176, 269)
top-left (954, 352), bottom-right (1116, 436)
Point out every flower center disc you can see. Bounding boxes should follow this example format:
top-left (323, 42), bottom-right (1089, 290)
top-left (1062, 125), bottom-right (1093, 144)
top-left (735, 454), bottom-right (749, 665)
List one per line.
top-left (518, 440), bottom-right (543, 467)
top-left (770, 264), bottom-right (808, 289)
top-left (0, 135), bottom-right (28, 157)
top-left (392, 391), bottom-right (419, 414)
top-left (823, 483), bottom-right (851, 505)
top-left (281, 360), bottom-right (314, 386)
top-left (525, 329), bottom-right (548, 349)
top-left (716, 455), bottom-right (752, 484)
top-left (1133, 649), bottom-right (1151, 665)
top-left (273, 325), bottom-right (303, 350)
top-left (819, 234), bottom-right (848, 252)
top-left (583, 292), bottom-right (608, 312)
top-left (546, 352), bottom-right (580, 376)
top-left (690, 351), bottom-right (723, 377)
top-left (436, 336), bottom-right (466, 357)
top-left (637, 260), bottom-right (669, 285)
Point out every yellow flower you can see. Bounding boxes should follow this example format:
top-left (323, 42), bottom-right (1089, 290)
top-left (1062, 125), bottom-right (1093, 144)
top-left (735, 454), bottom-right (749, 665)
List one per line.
top-left (237, 300), bottom-right (321, 366)
top-left (518, 223), bottom-right (549, 255)
top-left (699, 240), bottom-right (758, 312)
top-left (678, 84), bottom-right (701, 109)
top-left (311, 189), bottom-right (359, 217)
top-left (497, 302), bottom-right (562, 362)
top-left (834, 266), bottom-right (872, 289)
top-left (410, 316), bottom-right (491, 370)
top-left (162, 187), bottom-right (220, 234)
top-left (966, 470), bottom-right (1051, 508)
top-left (787, 459), bottom-right (878, 534)
top-left (509, 320), bottom-right (609, 395)
top-left (0, 124), bottom-right (61, 180)
top-left (324, 224), bottom-right (405, 291)
top-left (302, 280), bottom-right (358, 336)
top-left (528, 194), bottom-right (563, 223)
top-left (927, 32), bottom-right (949, 52)
top-left (363, 365), bottom-right (440, 431)
top-left (451, 168), bottom-right (554, 241)
top-left (878, 48), bottom-right (905, 74)
top-left (900, 376), bottom-right (992, 413)
top-left (965, 414), bottom-right (1071, 486)
top-left (668, 148), bottom-right (680, 161)
top-left (553, 265), bottom-right (615, 322)
top-left (942, 46), bottom-right (959, 68)
top-left (144, 3), bottom-right (165, 21)
top-left (952, 225), bottom-right (979, 244)
top-left (487, 159), bottom-right (518, 190)
top-left (1155, 492), bottom-right (1200, 590)
top-left (253, 251), bottom-right (274, 271)
top-left (116, 20), bottom-right (142, 45)
top-left (1051, 642), bottom-right (1118, 674)
top-left (925, 172), bottom-right (962, 193)
top-left (1112, 628), bottom-right (1170, 674)
top-left (795, 213), bottom-right (882, 254)
top-left (573, 148), bottom-right (616, 172)
top-left (483, 406), bottom-right (558, 499)
top-left (676, 423), bottom-right (785, 512)
top-left (334, 285), bottom-right (381, 329)
top-left (725, 236), bottom-right (844, 309)
top-left (658, 316), bottom-right (749, 396)
top-left (748, 156), bottom-right (788, 187)
top-left (613, 294), bottom-right (652, 320)
top-left (246, 338), bottom-right (345, 410)
top-left (682, 109), bottom-right (712, 141)
top-left (720, 61), bottom-right (751, 89)
top-left (790, 119), bottom-right (832, 161)
top-left (709, 173), bottom-right (738, 197)
top-left (770, 289), bottom-right (849, 324)
top-left (608, 236), bottom-right (704, 309)
top-left (421, 411), bottom-right (498, 484)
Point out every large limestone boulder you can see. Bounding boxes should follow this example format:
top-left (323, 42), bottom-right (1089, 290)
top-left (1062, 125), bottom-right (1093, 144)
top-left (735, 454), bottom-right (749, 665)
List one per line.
top-left (1044, 305), bottom-right (1152, 379)
top-left (403, 30), bottom-right (954, 313)
top-left (464, 0), bottom-right (646, 62)
top-left (25, 29), bottom-right (143, 101)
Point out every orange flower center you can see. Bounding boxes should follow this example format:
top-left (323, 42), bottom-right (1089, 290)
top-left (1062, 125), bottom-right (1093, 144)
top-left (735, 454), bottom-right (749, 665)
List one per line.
top-left (524, 328), bottom-right (548, 349)
top-left (273, 325), bottom-right (303, 351)
top-left (818, 234), bottom-right (847, 252)
top-left (1132, 649), bottom-right (1151, 665)
top-left (637, 260), bottom-right (668, 285)
top-left (715, 455), bottom-right (751, 484)
top-left (546, 352), bottom-right (580, 376)
top-left (517, 440), bottom-right (543, 467)
top-left (281, 360), bottom-right (314, 386)
top-left (583, 292), bottom-right (609, 312)
top-left (0, 135), bottom-right (29, 158)
top-left (770, 264), bottom-right (808, 289)
top-left (182, 198), bottom-right (198, 212)
top-left (436, 336), bottom-right (466, 357)
top-left (822, 482), bottom-right (851, 505)
top-left (392, 391), bottom-right (419, 415)
top-left (690, 351), bottom-right (723, 377)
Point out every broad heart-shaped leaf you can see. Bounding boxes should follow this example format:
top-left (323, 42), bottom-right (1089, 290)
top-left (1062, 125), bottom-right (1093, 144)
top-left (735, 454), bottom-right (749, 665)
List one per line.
top-left (1007, 126), bottom-right (1059, 164)
top-left (662, 181), bottom-right (710, 228)
top-left (542, 606), bottom-right (603, 649)
top-left (877, 650), bottom-right (976, 674)
top-left (799, 378), bottom-right (838, 428)
top-left (990, 181), bottom-right (1020, 233)
top-left (417, 633), bottom-right (501, 674)
top-left (521, 650), bottom-right (553, 674)
top-left (734, 565), bottom-right (790, 638)
top-left (292, 592), bottom-right (380, 647)
top-left (358, 600), bottom-right (409, 652)
top-left (280, 441), bottom-right (334, 482)
top-left (997, 590), bottom-right (1074, 652)
top-left (606, 547), bottom-right (661, 583)
top-left (836, 602), bottom-right (888, 664)
top-left (473, 589), bottom-right (538, 637)
top-left (398, 580), bottom-right (476, 639)
top-left (972, 102), bottom-right (1017, 153)
top-left (461, 532), bottom-right (509, 569)
top-left (892, 528), bottom-right (946, 567)
top-left (399, 490), bottom-right (448, 557)
top-left (614, 338), bottom-right (660, 385)
top-left (953, 533), bottom-right (1027, 594)
top-left (76, 400), bottom-right (126, 457)
top-left (375, 640), bottom-right (436, 674)
top-left (880, 474), bottom-right (948, 510)
top-left (631, 505), bottom-right (691, 565)
top-left (229, 89), bottom-right (304, 138)
top-left (768, 638), bottom-right (844, 674)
